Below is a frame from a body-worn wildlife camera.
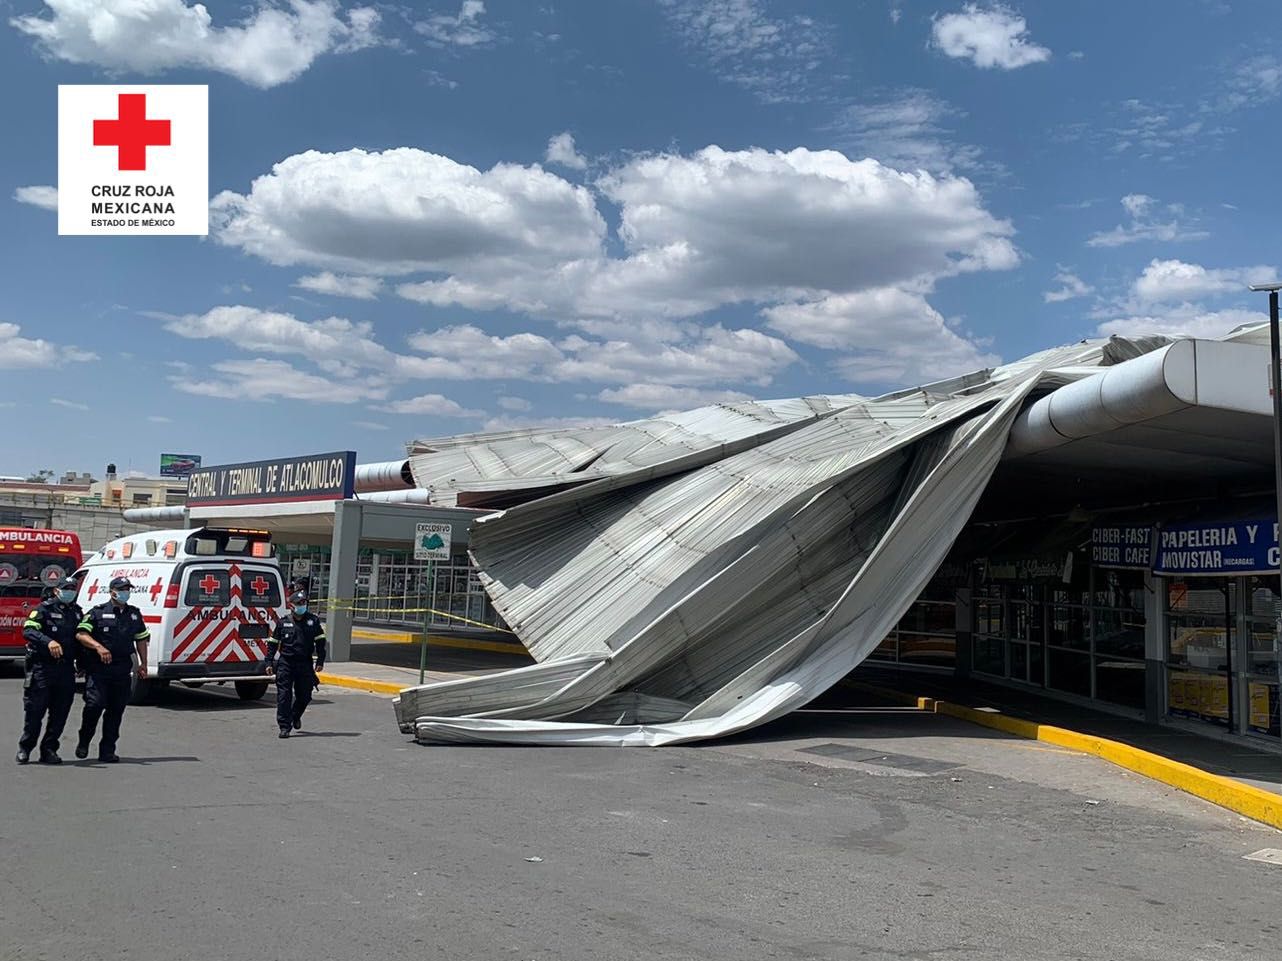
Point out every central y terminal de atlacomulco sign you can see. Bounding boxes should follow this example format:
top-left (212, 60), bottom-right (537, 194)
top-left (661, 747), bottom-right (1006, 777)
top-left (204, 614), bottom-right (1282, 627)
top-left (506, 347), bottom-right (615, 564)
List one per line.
top-left (186, 452), bottom-right (358, 507)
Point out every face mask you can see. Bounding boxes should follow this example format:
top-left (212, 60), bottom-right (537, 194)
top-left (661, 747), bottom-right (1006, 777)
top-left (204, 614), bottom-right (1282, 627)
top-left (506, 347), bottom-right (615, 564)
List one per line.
top-left (113, 590), bottom-right (131, 605)
top-left (293, 606), bottom-right (308, 616)
top-left (58, 590), bottom-right (76, 604)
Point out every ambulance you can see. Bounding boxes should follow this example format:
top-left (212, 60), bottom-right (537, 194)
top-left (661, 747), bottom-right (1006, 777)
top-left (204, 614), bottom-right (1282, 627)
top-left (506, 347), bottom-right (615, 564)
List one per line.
top-left (74, 527), bottom-right (286, 703)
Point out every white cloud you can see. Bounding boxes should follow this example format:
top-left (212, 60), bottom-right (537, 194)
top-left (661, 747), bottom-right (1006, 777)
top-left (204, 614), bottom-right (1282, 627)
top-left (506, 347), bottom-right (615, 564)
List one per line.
top-left (217, 146), bottom-right (1015, 327)
top-left (497, 396), bottom-right (531, 411)
top-left (556, 326), bottom-right (798, 388)
top-left (1222, 55), bottom-right (1282, 111)
top-left (12, 0), bottom-right (381, 89)
top-left (214, 145), bottom-right (1014, 390)
top-left (407, 325), bottom-right (566, 380)
top-left (830, 90), bottom-right (990, 176)
top-left (147, 415), bottom-right (172, 423)
top-left (416, 0), bottom-right (495, 47)
top-left (160, 305), bottom-right (442, 379)
top-left (50, 397), bottom-right (89, 411)
top-left (598, 384), bottom-right (753, 410)
top-left (545, 132), bottom-right (587, 171)
top-left (587, 147), bottom-right (1016, 316)
top-left (378, 393), bottom-right (482, 417)
top-left (294, 272), bottom-right (383, 300)
top-left (1044, 270), bottom-right (1093, 303)
top-left (656, 0), bottom-right (833, 103)
top-left (931, 4), bottom-right (1050, 70)
top-left (353, 420), bottom-right (390, 431)
top-left (1132, 259), bottom-right (1277, 304)
top-left (763, 289), bottom-right (998, 384)
top-left (1087, 194), bottom-right (1209, 248)
top-left (173, 358), bottom-right (387, 403)
top-left (481, 414), bottom-right (620, 432)
top-left (14, 185), bottom-right (57, 211)
top-left (1095, 307), bottom-right (1265, 342)
top-left (212, 148), bottom-right (605, 276)
top-left (0, 322), bottom-right (97, 369)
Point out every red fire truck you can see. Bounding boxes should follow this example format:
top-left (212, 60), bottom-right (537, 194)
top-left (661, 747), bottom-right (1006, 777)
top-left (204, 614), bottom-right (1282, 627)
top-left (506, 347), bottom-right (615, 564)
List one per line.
top-left (0, 527), bottom-right (84, 659)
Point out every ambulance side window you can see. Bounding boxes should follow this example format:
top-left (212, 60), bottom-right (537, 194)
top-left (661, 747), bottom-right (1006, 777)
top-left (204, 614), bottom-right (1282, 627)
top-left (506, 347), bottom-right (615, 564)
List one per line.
top-left (184, 569), bottom-right (230, 606)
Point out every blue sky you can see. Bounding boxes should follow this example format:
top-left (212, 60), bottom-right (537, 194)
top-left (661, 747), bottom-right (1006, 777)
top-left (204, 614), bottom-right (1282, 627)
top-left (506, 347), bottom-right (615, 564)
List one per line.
top-left (1, 0), bottom-right (1280, 478)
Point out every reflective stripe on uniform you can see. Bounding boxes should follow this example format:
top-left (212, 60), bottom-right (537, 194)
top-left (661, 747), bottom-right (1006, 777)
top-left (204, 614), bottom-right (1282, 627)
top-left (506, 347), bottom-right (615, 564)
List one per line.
top-left (134, 630), bottom-right (150, 640)
top-left (77, 620), bottom-right (93, 632)
top-left (23, 618), bottom-right (41, 630)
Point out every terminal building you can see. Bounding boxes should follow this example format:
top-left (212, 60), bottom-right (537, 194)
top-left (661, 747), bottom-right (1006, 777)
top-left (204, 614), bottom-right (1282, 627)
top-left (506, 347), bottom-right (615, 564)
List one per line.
top-left (116, 328), bottom-right (1282, 749)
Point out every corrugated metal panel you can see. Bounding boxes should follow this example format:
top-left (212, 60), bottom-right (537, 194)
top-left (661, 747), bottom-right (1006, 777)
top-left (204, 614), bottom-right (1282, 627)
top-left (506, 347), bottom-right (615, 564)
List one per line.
top-left (394, 337), bottom-right (1173, 746)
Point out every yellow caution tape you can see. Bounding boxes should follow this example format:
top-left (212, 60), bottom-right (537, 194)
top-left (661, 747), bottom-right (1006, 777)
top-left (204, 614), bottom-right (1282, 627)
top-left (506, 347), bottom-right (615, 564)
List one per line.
top-left (320, 599), bottom-right (514, 634)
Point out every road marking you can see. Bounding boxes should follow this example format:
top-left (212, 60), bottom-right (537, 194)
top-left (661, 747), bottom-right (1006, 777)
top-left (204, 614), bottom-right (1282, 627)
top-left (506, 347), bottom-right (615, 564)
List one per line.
top-left (1243, 848), bottom-right (1282, 866)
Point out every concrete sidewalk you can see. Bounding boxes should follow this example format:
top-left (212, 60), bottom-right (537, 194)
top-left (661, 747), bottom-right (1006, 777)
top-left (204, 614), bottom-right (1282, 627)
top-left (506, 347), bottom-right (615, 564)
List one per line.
top-left (320, 634), bottom-right (534, 695)
top-left (839, 666), bottom-right (1282, 828)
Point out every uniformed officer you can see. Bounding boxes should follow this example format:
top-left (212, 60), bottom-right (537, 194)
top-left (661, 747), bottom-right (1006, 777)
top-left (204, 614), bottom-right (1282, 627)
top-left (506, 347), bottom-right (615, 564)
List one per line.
top-left (16, 577), bottom-right (83, 764)
top-left (74, 576), bottom-right (149, 763)
top-left (266, 591), bottom-right (326, 738)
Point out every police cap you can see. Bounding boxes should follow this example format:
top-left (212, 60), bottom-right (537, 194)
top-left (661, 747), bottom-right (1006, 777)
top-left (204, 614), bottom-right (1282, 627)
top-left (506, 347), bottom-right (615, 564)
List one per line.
top-left (56, 577), bottom-right (78, 590)
top-left (109, 576), bottom-right (134, 590)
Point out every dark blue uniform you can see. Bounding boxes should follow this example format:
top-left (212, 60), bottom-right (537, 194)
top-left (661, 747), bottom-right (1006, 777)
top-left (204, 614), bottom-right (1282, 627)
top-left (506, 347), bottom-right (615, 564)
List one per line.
top-left (19, 596), bottom-right (82, 760)
top-left (267, 613), bottom-right (326, 735)
top-left (76, 601), bottom-right (150, 760)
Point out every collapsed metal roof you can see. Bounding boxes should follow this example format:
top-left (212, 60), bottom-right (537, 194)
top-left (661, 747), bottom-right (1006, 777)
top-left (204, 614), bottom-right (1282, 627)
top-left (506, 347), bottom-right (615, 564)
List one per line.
top-left (391, 333), bottom-right (1250, 747)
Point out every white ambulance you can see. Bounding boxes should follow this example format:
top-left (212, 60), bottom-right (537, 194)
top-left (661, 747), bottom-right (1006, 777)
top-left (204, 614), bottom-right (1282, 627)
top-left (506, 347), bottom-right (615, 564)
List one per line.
top-left (74, 527), bottom-right (286, 703)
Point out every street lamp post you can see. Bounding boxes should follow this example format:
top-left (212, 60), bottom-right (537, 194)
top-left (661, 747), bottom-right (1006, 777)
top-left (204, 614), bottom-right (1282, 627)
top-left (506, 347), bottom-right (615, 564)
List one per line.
top-left (1249, 283), bottom-right (1282, 736)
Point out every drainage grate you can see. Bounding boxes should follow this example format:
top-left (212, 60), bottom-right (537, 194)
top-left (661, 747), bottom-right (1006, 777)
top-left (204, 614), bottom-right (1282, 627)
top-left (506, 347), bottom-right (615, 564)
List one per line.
top-left (799, 743), bottom-right (962, 774)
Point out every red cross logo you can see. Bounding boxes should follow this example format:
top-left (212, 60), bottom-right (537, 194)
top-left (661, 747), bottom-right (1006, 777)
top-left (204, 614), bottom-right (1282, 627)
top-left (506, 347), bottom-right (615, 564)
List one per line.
top-left (150, 577), bottom-right (165, 604)
top-left (93, 94), bottom-right (171, 171)
top-left (87, 580), bottom-right (99, 599)
top-left (199, 574), bottom-right (220, 594)
top-left (250, 576), bottom-right (270, 595)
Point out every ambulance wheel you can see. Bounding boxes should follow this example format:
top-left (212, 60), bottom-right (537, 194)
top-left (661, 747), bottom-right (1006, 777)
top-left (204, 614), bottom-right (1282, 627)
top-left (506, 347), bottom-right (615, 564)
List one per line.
top-left (235, 680), bottom-right (270, 701)
top-left (129, 675), bottom-right (153, 705)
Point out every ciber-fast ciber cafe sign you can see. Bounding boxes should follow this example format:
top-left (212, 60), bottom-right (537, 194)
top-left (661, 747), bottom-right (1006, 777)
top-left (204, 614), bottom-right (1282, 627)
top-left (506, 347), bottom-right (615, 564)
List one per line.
top-left (58, 85), bottom-right (208, 236)
top-left (186, 452), bottom-right (357, 508)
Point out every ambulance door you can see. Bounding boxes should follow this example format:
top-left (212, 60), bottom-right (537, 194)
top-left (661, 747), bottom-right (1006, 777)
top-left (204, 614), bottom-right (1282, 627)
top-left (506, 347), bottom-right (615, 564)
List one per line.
top-left (169, 565), bottom-right (236, 666)
top-left (239, 566), bottom-right (284, 661)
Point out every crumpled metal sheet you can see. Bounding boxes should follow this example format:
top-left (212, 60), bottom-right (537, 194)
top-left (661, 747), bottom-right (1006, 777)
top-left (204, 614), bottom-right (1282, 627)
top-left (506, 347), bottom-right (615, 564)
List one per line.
top-left (405, 395), bottom-right (865, 507)
top-left (393, 336), bottom-right (1169, 746)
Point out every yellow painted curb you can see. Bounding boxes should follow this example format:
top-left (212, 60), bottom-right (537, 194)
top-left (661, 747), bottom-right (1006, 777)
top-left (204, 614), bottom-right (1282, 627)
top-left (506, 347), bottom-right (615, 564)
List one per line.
top-left (316, 672), bottom-right (405, 696)
top-left (351, 628), bottom-right (527, 656)
top-left (844, 679), bottom-right (1282, 830)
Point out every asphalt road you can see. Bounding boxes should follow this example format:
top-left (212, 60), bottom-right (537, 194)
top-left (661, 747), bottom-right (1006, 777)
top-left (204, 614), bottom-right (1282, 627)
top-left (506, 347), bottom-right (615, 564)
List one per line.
top-left (2, 672), bottom-right (1280, 961)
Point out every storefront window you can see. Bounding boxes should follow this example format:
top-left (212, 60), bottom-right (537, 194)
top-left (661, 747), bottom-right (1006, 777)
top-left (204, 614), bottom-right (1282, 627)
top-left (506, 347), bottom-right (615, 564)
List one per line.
top-left (1166, 579), bottom-right (1232, 729)
top-left (1245, 578), bottom-right (1280, 737)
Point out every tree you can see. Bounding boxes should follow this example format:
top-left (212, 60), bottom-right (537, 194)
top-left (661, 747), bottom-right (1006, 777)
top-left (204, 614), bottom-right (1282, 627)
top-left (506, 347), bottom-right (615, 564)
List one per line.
top-left (25, 469), bottom-right (54, 484)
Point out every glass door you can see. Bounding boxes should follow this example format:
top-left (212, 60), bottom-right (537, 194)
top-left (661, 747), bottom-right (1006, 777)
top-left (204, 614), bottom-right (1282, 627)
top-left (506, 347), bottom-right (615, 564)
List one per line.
top-left (1166, 580), bottom-right (1234, 731)
top-left (1008, 584), bottom-right (1045, 687)
top-left (1244, 577), bottom-right (1281, 740)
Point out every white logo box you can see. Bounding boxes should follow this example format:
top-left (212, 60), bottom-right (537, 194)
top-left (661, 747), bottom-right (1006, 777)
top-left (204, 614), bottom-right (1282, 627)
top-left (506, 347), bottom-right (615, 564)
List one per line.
top-left (58, 84), bottom-right (208, 236)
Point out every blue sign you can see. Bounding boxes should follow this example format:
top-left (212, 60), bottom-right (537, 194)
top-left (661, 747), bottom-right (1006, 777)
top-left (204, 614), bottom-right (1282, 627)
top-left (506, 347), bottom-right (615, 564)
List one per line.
top-left (186, 451), bottom-right (357, 507)
top-left (1091, 524), bottom-right (1152, 570)
top-left (1152, 519), bottom-right (1279, 576)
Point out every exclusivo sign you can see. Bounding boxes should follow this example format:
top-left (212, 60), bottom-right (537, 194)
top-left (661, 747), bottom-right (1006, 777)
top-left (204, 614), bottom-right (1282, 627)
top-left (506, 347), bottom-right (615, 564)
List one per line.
top-left (186, 452), bottom-right (357, 507)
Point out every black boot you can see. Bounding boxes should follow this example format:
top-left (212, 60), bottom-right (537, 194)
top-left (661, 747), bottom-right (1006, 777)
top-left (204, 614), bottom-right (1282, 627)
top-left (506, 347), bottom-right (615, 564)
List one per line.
top-left (15, 748), bottom-right (29, 764)
top-left (38, 751), bottom-right (62, 765)
top-left (98, 753), bottom-right (120, 763)
top-left (74, 738), bottom-right (90, 760)
top-left (278, 729), bottom-right (291, 739)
